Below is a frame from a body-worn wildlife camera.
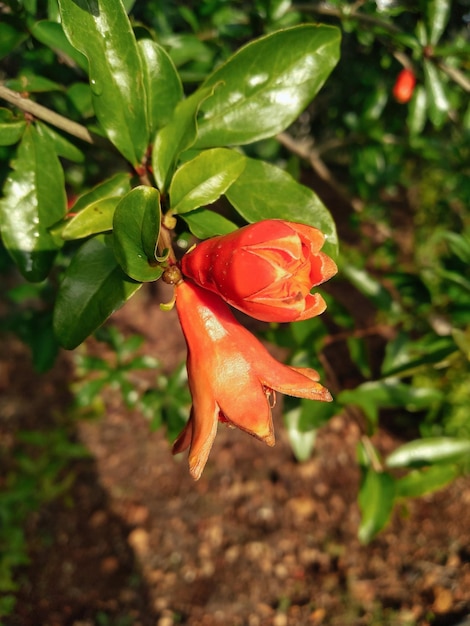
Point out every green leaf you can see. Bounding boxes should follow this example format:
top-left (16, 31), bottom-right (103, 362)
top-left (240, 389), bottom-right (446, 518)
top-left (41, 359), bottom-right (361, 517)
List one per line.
top-left (358, 467), bottom-right (395, 544)
top-left (0, 108), bottom-right (26, 146)
top-left (423, 59), bottom-right (450, 128)
top-left (6, 73), bottom-right (63, 93)
top-left (395, 464), bottom-right (459, 499)
top-left (60, 196), bottom-right (119, 240)
top-left (338, 379), bottom-right (443, 426)
top-left (53, 236), bottom-right (142, 349)
top-left (225, 157), bottom-right (338, 256)
top-left (163, 33), bottom-right (213, 68)
top-left (340, 264), bottom-right (399, 313)
top-left (386, 437), bottom-right (470, 469)
top-left (137, 38), bottom-right (183, 136)
top-left (194, 24), bottom-right (341, 148)
top-left (151, 86), bottom-right (214, 192)
top-left (70, 172), bottom-right (131, 214)
top-left (180, 209), bottom-right (238, 239)
top-left (0, 22), bottom-right (27, 59)
top-left (30, 20), bottom-right (88, 72)
top-left (39, 124), bottom-right (85, 163)
top-left (113, 186), bottom-right (163, 282)
top-left (58, 0), bottom-right (148, 165)
top-left (284, 403), bottom-right (318, 463)
top-left (407, 85), bottom-right (427, 136)
top-left (424, 0), bottom-right (451, 45)
top-left (67, 83), bottom-right (94, 118)
top-left (0, 124), bottom-right (66, 281)
top-left (170, 148), bottom-right (246, 214)
top-left (440, 231), bottom-right (470, 264)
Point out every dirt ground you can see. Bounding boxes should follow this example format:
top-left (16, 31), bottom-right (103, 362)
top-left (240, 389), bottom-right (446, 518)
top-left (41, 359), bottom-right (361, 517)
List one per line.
top-left (2, 281), bottom-right (470, 626)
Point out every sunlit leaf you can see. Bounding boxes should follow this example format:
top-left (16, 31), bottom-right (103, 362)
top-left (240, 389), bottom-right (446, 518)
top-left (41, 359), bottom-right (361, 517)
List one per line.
top-left (0, 123), bottom-right (66, 281)
top-left (60, 196), bottom-right (119, 240)
top-left (170, 148), bottom-right (246, 214)
top-left (424, 0), bottom-right (451, 45)
top-left (386, 437), bottom-right (470, 468)
top-left (225, 157), bottom-right (338, 256)
top-left (194, 24), bottom-right (341, 148)
top-left (423, 59), bottom-right (450, 128)
top-left (137, 38), bottom-right (183, 136)
top-left (58, 0), bottom-right (148, 165)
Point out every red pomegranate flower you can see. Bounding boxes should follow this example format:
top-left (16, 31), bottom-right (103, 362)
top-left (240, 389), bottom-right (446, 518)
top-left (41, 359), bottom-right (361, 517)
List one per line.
top-left (173, 280), bottom-right (332, 480)
top-left (180, 219), bottom-right (337, 323)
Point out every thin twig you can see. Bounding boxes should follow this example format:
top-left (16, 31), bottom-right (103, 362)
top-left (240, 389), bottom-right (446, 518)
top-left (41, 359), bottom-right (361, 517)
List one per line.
top-left (276, 131), bottom-right (364, 212)
top-left (0, 83), bottom-right (109, 147)
top-left (294, 3), bottom-right (403, 34)
top-left (437, 61), bottom-right (470, 92)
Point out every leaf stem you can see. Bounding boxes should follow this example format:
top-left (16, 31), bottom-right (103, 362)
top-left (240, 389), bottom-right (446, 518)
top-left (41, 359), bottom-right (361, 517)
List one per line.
top-left (0, 83), bottom-right (110, 147)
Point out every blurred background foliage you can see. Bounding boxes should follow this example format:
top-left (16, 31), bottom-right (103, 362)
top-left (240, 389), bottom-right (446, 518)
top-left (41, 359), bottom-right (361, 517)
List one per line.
top-left (1, 0), bottom-right (470, 616)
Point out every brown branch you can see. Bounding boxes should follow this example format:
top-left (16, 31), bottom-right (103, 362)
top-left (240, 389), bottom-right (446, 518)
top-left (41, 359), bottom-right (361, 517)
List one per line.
top-left (276, 131), bottom-right (364, 212)
top-left (293, 3), bottom-right (403, 34)
top-left (0, 83), bottom-right (109, 147)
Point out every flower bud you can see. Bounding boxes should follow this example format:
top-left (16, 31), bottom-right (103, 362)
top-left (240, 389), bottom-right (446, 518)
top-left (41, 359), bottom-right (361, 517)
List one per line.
top-left (180, 219), bottom-right (337, 323)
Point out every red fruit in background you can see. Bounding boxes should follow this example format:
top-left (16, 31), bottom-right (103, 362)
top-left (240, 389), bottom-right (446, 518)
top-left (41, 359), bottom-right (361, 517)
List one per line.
top-left (393, 68), bottom-right (416, 104)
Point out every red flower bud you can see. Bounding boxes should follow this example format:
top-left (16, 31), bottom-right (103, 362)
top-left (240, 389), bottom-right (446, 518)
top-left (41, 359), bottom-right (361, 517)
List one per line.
top-left (181, 219), bottom-right (337, 323)
top-left (173, 280), bottom-right (332, 480)
top-left (393, 68), bottom-right (416, 104)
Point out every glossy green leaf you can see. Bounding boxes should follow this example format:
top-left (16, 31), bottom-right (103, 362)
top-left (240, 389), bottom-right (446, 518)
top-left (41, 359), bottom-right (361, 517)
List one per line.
top-left (194, 24), bottom-right (341, 148)
top-left (152, 86), bottom-right (214, 192)
top-left (60, 196), bottom-right (119, 240)
top-left (113, 186), bottom-right (163, 282)
top-left (395, 464), bottom-right (459, 499)
top-left (0, 123), bottom-right (66, 281)
top-left (386, 437), bottom-right (470, 469)
top-left (30, 20), bottom-right (88, 72)
top-left (0, 108), bottom-right (26, 146)
top-left (180, 209), bottom-right (238, 239)
top-left (170, 148), bottom-right (246, 214)
top-left (225, 157), bottom-right (338, 256)
top-left (358, 467), bottom-right (395, 544)
top-left (338, 379), bottom-right (443, 426)
top-left (58, 0), bottom-right (148, 165)
top-left (53, 236), bottom-right (142, 349)
top-left (423, 59), bottom-right (450, 128)
top-left (137, 39), bottom-right (183, 136)
top-left (425, 0), bottom-right (451, 45)
top-left (71, 172), bottom-right (131, 214)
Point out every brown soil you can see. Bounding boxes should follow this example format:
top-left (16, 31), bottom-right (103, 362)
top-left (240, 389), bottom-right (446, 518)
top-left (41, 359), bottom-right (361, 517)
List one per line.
top-left (2, 285), bottom-right (470, 626)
